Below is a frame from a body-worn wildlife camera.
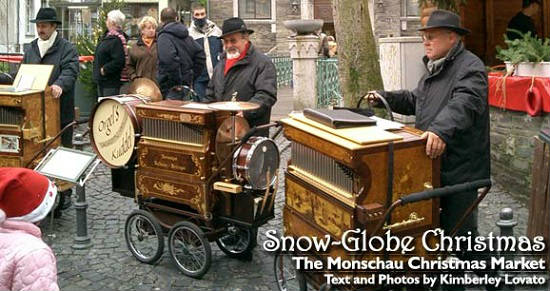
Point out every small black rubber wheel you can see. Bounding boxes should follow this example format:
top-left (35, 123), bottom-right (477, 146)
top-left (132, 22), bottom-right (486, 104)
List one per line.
top-left (124, 209), bottom-right (164, 264)
top-left (216, 225), bottom-right (257, 259)
top-left (168, 221), bottom-right (212, 278)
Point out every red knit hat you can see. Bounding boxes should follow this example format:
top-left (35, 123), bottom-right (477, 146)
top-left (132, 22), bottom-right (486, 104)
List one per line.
top-left (0, 167), bottom-right (57, 222)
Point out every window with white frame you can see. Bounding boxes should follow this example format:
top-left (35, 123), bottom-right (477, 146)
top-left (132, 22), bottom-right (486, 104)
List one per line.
top-left (401, 0), bottom-right (420, 17)
top-left (26, 0), bottom-right (35, 36)
top-left (238, 0), bottom-right (271, 19)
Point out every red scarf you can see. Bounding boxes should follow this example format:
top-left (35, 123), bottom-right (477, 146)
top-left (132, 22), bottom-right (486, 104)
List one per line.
top-left (224, 42), bottom-right (250, 76)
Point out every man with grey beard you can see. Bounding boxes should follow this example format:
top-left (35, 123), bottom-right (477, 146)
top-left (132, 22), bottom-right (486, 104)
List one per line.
top-left (204, 17), bottom-right (277, 137)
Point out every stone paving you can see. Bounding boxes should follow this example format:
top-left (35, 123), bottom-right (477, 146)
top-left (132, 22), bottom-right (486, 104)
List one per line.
top-left (37, 86), bottom-right (546, 291)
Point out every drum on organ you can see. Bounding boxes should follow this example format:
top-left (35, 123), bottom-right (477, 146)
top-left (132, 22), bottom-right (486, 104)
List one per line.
top-left (89, 95), bottom-right (149, 168)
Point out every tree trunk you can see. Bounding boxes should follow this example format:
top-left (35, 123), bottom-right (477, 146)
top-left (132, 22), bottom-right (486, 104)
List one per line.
top-left (332, 0), bottom-right (383, 107)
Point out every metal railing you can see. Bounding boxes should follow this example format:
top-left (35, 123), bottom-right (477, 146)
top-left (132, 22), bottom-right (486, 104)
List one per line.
top-left (270, 56), bottom-right (343, 107)
top-left (316, 58), bottom-right (342, 107)
top-left (270, 56), bottom-right (293, 88)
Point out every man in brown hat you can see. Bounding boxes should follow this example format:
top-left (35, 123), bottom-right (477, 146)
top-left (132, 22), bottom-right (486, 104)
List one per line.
top-left (204, 17), bottom-right (277, 137)
top-left (369, 10), bottom-right (496, 291)
top-left (23, 7), bottom-right (79, 217)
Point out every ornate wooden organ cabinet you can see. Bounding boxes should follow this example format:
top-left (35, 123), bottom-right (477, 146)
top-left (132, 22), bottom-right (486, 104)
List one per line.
top-left (280, 113), bottom-right (440, 285)
top-left (134, 100), bottom-right (230, 222)
top-left (0, 88), bottom-right (59, 167)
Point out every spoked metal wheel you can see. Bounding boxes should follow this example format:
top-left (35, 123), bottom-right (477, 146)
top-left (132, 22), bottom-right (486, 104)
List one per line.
top-left (274, 252), bottom-right (307, 291)
top-left (168, 221), bottom-right (212, 278)
top-left (216, 224), bottom-right (257, 258)
top-left (124, 209), bottom-right (165, 264)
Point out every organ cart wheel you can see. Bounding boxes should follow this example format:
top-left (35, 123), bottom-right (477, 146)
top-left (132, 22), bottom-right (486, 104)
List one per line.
top-left (215, 224), bottom-right (257, 258)
top-left (168, 221), bottom-right (212, 278)
top-left (274, 252), bottom-right (307, 291)
top-left (124, 209), bottom-right (165, 264)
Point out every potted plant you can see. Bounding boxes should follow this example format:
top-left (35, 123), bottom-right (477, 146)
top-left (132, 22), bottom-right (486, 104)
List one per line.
top-left (496, 30), bottom-right (550, 77)
top-left (419, 0), bottom-right (466, 26)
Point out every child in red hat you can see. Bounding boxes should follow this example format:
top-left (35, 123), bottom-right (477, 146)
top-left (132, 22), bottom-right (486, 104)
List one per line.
top-left (0, 168), bottom-right (59, 291)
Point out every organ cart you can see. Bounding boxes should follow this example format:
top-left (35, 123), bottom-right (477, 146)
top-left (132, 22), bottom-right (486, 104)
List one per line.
top-left (0, 65), bottom-right (59, 168)
top-left (89, 93), bottom-right (281, 278)
top-left (272, 98), bottom-right (492, 291)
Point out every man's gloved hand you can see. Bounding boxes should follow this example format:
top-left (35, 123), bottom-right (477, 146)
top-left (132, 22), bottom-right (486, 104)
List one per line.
top-left (365, 91), bottom-right (382, 106)
top-left (421, 131), bottom-right (446, 159)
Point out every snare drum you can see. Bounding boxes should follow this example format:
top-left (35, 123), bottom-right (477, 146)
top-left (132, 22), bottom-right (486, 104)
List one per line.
top-left (233, 137), bottom-right (280, 190)
top-left (90, 95), bottom-right (149, 168)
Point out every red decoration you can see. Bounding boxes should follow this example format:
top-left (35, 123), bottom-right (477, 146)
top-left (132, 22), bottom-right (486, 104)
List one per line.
top-left (0, 55), bottom-right (94, 63)
top-left (488, 72), bottom-right (550, 116)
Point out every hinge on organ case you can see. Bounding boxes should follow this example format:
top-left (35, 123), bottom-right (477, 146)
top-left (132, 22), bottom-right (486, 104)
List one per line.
top-left (336, 162), bottom-right (354, 179)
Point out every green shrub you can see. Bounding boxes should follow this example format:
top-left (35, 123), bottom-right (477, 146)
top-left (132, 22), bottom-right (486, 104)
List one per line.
top-left (496, 29), bottom-right (550, 64)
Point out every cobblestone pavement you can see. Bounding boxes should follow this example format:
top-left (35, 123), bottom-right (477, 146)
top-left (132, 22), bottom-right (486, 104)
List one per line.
top-left (39, 123), bottom-right (545, 291)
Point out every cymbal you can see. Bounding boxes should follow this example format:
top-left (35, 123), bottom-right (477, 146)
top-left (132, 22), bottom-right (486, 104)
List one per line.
top-left (208, 101), bottom-right (260, 112)
top-left (128, 78), bottom-right (162, 102)
top-left (215, 116), bottom-right (250, 164)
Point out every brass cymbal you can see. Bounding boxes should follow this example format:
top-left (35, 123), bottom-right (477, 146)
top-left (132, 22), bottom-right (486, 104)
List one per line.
top-left (215, 116), bottom-right (250, 165)
top-left (208, 101), bottom-right (260, 112)
top-left (127, 78), bottom-right (162, 102)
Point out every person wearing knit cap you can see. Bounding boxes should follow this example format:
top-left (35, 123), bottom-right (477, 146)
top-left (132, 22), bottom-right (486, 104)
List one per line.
top-left (0, 168), bottom-right (60, 291)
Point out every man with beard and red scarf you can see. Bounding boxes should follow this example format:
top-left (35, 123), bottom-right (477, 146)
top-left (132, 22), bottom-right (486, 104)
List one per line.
top-left (204, 17), bottom-right (277, 137)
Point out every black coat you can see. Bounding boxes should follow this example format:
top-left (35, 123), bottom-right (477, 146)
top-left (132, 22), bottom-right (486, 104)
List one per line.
top-left (23, 33), bottom-right (79, 126)
top-left (157, 22), bottom-right (205, 95)
top-left (507, 12), bottom-right (537, 40)
top-left (378, 41), bottom-right (490, 234)
top-left (93, 31), bottom-right (126, 88)
top-left (205, 44), bottom-right (277, 136)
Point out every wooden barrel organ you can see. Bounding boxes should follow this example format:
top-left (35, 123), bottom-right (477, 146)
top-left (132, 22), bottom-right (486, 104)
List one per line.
top-left (279, 113), bottom-right (441, 290)
top-left (0, 88), bottom-right (59, 168)
top-left (89, 97), bottom-right (280, 277)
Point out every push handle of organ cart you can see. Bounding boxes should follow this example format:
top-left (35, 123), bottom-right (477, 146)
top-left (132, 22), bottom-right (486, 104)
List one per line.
top-left (399, 179), bottom-right (492, 205)
top-left (372, 179), bottom-right (492, 237)
top-left (357, 91), bottom-right (395, 122)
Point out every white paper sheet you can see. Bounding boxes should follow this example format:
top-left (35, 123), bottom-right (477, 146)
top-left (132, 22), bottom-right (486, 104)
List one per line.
top-left (39, 149), bottom-right (95, 181)
top-left (16, 74), bottom-right (35, 91)
top-left (371, 116), bottom-right (405, 131)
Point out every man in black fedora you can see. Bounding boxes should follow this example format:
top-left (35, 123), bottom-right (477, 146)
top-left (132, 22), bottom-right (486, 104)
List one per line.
top-left (204, 17), bottom-right (277, 137)
top-left (368, 10), bottom-right (496, 291)
top-left (23, 7), bottom-right (79, 217)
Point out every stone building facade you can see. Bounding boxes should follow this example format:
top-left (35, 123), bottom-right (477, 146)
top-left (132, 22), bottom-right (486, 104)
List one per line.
top-left (209, 0), bottom-right (300, 55)
top-left (490, 110), bottom-right (550, 198)
top-left (371, 0), bottom-right (422, 38)
top-left (207, 0), bottom-right (423, 56)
